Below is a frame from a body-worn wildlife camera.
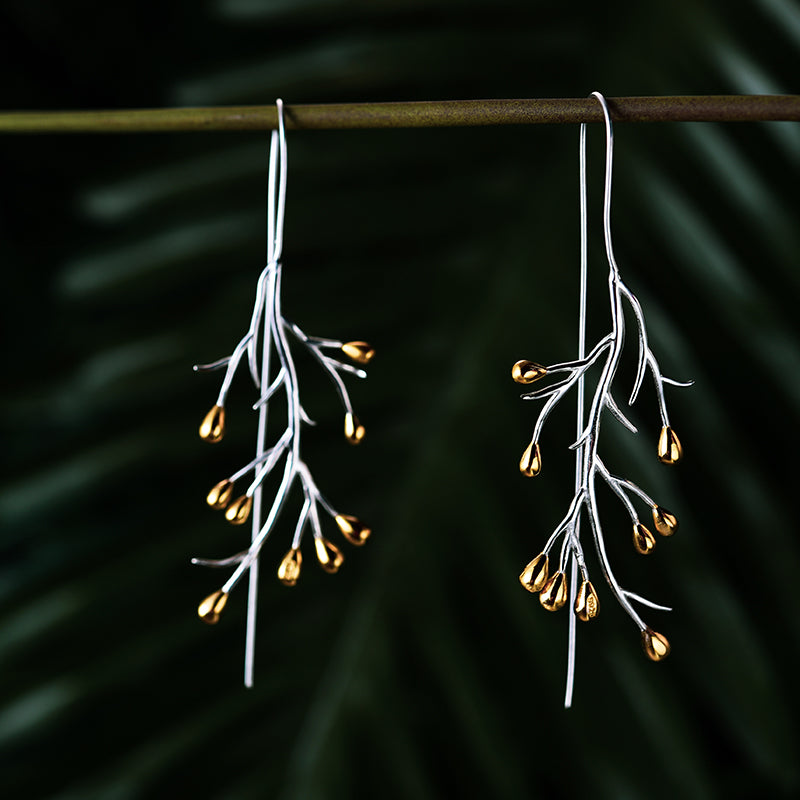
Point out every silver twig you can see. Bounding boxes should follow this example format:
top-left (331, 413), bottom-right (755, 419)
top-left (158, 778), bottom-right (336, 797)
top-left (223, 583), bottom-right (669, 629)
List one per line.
top-left (193, 100), bottom-right (375, 686)
top-left (514, 92), bottom-right (691, 707)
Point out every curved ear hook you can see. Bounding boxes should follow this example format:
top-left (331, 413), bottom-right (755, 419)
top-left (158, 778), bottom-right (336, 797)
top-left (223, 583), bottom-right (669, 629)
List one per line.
top-left (589, 91), bottom-right (620, 275)
top-left (267, 98), bottom-right (289, 264)
top-left (566, 90), bottom-right (621, 706)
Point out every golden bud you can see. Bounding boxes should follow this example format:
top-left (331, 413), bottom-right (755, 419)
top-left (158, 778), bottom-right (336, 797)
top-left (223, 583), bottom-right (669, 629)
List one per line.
top-left (198, 590), bottom-right (228, 624)
top-left (511, 360), bottom-right (547, 384)
top-left (335, 514), bottom-right (371, 545)
top-left (199, 404), bottom-right (225, 443)
top-left (278, 548), bottom-right (302, 586)
top-left (652, 505), bottom-right (678, 537)
top-left (341, 341), bottom-right (375, 365)
top-left (206, 479), bottom-right (234, 510)
top-left (539, 571), bottom-right (568, 611)
top-left (315, 537), bottom-right (344, 573)
top-left (641, 627), bottom-right (671, 661)
top-left (657, 426), bottom-right (682, 464)
top-left (519, 441), bottom-right (542, 477)
top-left (575, 579), bottom-right (600, 621)
top-left (633, 522), bottom-right (656, 555)
top-left (224, 494), bottom-right (253, 525)
top-left (519, 552), bottom-right (549, 593)
top-left (344, 412), bottom-right (365, 445)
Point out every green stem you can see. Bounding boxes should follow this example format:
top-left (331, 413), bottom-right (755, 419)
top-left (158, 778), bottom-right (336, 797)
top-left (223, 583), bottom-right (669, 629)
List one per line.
top-left (1, 95), bottom-right (799, 134)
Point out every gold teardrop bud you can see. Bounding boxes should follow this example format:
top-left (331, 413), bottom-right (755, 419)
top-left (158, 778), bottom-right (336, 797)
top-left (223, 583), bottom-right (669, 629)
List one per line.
top-left (335, 514), bottom-right (371, 545)
top-left (633, 522), bottom-right (656, 555)
top-left (341, 341), bottom-right (375, 365)
top-left (315, 537), bottom-right (344, 573)
top-left (206, 479), bottom-right (234, 510)
top-left (519, 441), bottom-right (542, 477)
top-left (519, 552), bottom-right (549, 593)
top-left (641, 627), bottom-right (671, 661)
top-left (224, 494), bottom-right (253, 525)
top-left (657, 426), bottom-right (682, 465)
top-left (652, 505), bottom-right (678, 537)
top-left (539, 571), bottom-right (568, 611)
top-left (511, 360), bottom-right (547, 384)
top-left (575, 580), bottom-right (600, 621)
top-left (199, 404), bottom-right (225, 443)
top-left (198, 590), bottom-right (228, 624)
top-left (278, 549), bottom-right (302, 586)
top-left (344, 412), bottom-right (365, 445)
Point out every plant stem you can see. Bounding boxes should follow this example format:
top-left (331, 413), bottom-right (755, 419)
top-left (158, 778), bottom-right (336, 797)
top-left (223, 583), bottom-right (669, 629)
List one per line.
top-left (1, 96), bottom-right (800, 133)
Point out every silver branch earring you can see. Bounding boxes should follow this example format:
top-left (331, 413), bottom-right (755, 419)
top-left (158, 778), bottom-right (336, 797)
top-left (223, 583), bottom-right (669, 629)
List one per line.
top-left (193, 99), bottom-right (374, 686)
top-left (513, 92), bottom-right (692, 707)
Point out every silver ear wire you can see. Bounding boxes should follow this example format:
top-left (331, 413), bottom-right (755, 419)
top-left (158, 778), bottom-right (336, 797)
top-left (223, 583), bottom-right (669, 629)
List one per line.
top-left (514, 91), bottom-right (692, 706)
top-left (194, 98), bottom-right (376, 686)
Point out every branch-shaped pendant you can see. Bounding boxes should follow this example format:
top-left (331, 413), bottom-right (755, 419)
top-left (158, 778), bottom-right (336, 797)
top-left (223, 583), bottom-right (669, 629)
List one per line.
top-left (514, 93), bottom-right (692, 706)
top-left (192, 100), bottom-right (374, 685)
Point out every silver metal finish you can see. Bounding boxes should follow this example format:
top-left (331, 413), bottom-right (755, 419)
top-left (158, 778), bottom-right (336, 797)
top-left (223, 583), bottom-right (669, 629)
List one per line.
top-left (518, 92), bottom-right (691, 707)
top-left (193, 99), bottom-right (369, 685)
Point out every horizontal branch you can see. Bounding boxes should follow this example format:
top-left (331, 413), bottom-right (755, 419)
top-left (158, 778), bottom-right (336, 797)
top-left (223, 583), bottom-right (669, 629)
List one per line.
top-left (1, 95), bottom-right (799, 134)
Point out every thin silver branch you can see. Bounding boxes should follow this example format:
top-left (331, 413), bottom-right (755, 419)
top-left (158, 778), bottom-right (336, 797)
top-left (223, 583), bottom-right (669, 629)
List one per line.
top-left (193, 100), bottom-right (374, 686)
top-left (515, 92), bottom-right (691, 707)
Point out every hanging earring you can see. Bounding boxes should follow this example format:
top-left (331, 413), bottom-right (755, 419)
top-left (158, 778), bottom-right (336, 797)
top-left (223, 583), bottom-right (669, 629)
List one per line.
top-left (513, 91), bottom-right (692, 707)
top-left (193, 99), bottom-right (375, 686)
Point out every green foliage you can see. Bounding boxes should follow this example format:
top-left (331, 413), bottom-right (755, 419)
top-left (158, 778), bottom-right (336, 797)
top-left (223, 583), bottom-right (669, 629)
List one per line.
top-left (1, 1), bottom-right (799, 797)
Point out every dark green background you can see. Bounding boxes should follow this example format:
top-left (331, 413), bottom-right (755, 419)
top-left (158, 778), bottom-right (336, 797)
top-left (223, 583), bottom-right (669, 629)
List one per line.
top-left (2, 1), bottom-right (799, 797)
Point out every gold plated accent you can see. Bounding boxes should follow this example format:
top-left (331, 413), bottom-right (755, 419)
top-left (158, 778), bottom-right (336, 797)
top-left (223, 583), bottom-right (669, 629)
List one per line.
top-left (519, 552), bottom-right (549, 593)
top-left (344, 412), bottom-right (365, 445)
top-left (652, 505), bottom-right (678, 537)
top-left (641, 627), bottom-right (671, 661)
top-left (341, 341), bottom-right (375, 364)
top-left (657, 426), bottom-right (683, 464)
top-left (633, 522), bottom-right (656, 555)
top-left (206, 479), bottom-right (234, 510)
top-left (198, 590), bottom-right (228, 624)
top-left (224, 494), bottom-right (253, 525)
top-left (335, 514), bottom-right (371, 545)
top-left (575, 580), bottom-right (600, 621)
top-left (199, 404), bottom-right (225, 443)
top-left (519, 441), bottom-right (542, 477)
top-left (315, 537), bottom-right (344, 573)
top-left (511, 360), bottom-right (547, 384)
top-left (539, 571), bottom-right (568, 611)
top-left (278, 549), bottom-right (302, 586)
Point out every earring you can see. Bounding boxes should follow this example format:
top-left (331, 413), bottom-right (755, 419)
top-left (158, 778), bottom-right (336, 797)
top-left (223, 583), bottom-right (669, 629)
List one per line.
top-left (193, 99), bottom-right (374, 686)
top-left (513, 92), bottom-right (692, 707)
